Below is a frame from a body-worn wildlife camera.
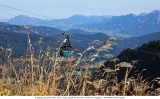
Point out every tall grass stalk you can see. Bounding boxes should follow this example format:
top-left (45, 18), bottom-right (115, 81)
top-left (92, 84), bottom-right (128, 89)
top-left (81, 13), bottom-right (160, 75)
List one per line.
top-left (0, 36), bottom-right (159, 96)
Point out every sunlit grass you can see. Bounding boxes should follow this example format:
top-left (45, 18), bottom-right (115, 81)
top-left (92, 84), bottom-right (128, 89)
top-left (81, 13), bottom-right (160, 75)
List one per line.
top-left (0, 36), bottom-right (159, 96)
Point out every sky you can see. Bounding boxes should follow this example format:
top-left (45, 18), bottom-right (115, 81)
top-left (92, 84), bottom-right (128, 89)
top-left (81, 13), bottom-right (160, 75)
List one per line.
top-left (0, 0), bottom-right (160, 20)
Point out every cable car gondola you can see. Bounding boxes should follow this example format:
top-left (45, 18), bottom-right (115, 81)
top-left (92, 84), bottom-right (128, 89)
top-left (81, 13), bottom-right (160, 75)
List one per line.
top-left (60, 32), bottom-right (73, 57)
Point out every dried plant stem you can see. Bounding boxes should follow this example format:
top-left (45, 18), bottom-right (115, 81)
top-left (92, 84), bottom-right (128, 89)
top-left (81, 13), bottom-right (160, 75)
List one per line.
top-left (123, 68), bottom-right (131, 95)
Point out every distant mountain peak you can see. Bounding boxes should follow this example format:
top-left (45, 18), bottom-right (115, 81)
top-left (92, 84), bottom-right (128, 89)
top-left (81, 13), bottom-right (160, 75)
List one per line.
top-left (8, 15), bottom-right (43, 25)
top-left (151, 10), bottom-right (160, 13)
top-left (69, 15), bottom-right (87, 18)
top-left (15, 14), bottom-right (29, 18)
top-left (138, 12), bottom-right (147, 16)
top-left (68, 15), bottom-right (90, 21)
top-left (149, 10), bottom-right (160, 16)
top-left (9, 14), bottom-right (40, 21)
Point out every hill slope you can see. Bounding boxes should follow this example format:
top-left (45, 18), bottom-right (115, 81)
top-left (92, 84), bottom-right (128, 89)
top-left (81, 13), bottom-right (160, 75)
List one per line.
top-left (111, 31), bottom-right (160, 55)
top-left (0, 30), bottom-right (57, 58)
top-left (0, 22), bottom-right (110, 58)
top-left (104, 40), bottom-right (160, 81)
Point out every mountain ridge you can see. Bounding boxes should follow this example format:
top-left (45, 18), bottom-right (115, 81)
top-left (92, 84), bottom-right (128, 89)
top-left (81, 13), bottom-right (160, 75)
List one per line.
top-left (8, 10), bottom-right (160, 37)
top-left (102, 40), bottom-right (160, 81)
top-left (111, 31), bottom-right (160, 55)
top-left (0, 22), bottom-right (110, 58)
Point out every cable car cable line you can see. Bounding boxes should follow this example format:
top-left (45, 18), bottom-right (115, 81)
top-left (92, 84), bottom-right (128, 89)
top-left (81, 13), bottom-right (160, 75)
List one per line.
top-left (0, 4), bottom-right (53, 19)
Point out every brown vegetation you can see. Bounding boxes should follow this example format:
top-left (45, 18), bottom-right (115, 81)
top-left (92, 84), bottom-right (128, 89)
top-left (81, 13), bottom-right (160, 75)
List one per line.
top-left (0, 36), bottom-right (159, 96)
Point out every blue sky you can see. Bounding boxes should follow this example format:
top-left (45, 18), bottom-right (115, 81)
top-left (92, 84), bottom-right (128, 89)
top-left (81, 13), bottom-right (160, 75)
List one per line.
top-left (0, 0), bottom-right (160, 19)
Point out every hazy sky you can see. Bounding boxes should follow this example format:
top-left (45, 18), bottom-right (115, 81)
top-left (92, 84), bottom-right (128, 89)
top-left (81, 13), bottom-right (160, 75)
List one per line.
top-left (0, 0), bottom-right (160, 19)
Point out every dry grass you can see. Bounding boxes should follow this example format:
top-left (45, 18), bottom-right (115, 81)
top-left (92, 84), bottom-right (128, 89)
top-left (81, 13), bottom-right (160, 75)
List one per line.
top-left (0, 36), bottom-right (159, 96)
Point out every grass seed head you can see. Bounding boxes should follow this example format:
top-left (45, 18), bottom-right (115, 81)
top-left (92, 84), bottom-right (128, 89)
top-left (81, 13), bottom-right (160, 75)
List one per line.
top-left (103, 68), bottom-right (115, 73)
top-left (102, 44), bottom-right (111, 49)
top-left (76, 53), bottom-right (82, 56)
top-left (116, 62), bottom-right (133, 68)
top-left (93, 40), bottom-right (100, 44)
top-left (103, 38), bottom-right (117, 45)
top-left (86, 46), bottom-right (95, 51)
top-left (93, 54), bottom-right (98, 58)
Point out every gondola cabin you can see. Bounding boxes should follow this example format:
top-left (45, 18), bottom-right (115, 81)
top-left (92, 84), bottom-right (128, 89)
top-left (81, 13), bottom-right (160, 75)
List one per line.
top-left (60, 32), bottom-right (73, 57)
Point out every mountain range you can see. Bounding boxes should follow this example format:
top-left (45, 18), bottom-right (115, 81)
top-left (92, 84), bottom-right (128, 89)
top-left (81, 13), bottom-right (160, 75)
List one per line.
top-left (8, 10), bottom-right (160, 37)
top-left (8, 15), bottom-right (110, 32)
top-left (0, 22), bottom-right (160, 60)
top-left (0, 22), bottom-right (109, 59)
top-left (0, 10), bottom-right (160, 84)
